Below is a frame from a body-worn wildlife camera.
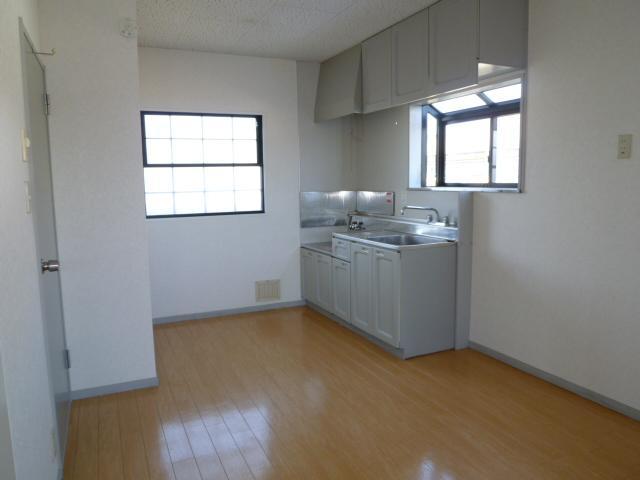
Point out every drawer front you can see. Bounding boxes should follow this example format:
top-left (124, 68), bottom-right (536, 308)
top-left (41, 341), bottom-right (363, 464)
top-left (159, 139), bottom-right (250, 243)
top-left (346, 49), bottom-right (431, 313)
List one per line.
top-left (332, 238), bottom-right (351, 261)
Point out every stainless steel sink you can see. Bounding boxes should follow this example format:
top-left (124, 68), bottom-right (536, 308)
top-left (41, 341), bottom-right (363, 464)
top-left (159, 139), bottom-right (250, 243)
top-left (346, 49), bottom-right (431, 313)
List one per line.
top-left (366, 234), bottom-right (445, 246)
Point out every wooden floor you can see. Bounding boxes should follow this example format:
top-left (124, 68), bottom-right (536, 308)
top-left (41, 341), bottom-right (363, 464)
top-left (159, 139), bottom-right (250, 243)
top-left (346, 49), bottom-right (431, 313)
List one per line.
top-left (64, 307), bottom-right (640, 480)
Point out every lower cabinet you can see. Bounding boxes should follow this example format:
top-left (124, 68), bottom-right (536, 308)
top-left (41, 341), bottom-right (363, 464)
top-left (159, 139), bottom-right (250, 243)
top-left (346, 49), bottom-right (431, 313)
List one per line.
top-left (301, 249), bottom-right (318, 304)
top-left (300, 248), bottom-right (342, 320)
top-left (372, 248), bottom-right (400, 347)
top-left (315, 252), bottom-right (333, 312)
top-left (350, 243), bottom-right (373, 333)
top-left (332, 258), bottom-right (350, 323)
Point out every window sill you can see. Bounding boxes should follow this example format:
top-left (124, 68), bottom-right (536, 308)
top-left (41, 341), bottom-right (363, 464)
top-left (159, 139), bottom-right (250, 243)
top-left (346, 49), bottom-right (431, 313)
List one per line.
top-left (408, 186), bottom-right (521, 193)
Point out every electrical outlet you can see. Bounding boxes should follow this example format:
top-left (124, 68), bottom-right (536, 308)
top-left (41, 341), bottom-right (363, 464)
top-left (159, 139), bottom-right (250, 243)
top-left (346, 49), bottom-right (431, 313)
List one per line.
top-left (21, 128), bottom-right (31, 162)
top-left (617, 134), bottom-right (632, 159)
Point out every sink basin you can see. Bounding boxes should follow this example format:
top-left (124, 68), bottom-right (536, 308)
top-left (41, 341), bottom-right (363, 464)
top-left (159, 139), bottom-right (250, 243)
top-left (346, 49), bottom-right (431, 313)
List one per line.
top-left (366, 234), bottom-right (445, 246)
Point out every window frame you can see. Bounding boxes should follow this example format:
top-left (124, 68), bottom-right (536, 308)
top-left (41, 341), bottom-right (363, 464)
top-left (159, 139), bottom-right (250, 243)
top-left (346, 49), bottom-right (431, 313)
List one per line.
top-left (140, 110), bottom-right (265, 219)
top-left (418, 77), bottom-right (525, 192)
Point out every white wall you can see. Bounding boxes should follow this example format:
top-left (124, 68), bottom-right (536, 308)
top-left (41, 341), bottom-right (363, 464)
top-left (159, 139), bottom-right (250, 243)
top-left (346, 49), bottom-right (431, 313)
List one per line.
top-left (139, 47), bottom-right (302, 319)
top-left (0, 1), bottom-right (60, 478)
top-left (470, 0), bottom-right (640, 411)
top-left (38, 0), bottom-right (157, 392)
top-left (353, 105), bottom-right (459, 220)
top-left (0, 350), bottom-right (16, 480)
top-left (297, 61), bottom-right (356, 192)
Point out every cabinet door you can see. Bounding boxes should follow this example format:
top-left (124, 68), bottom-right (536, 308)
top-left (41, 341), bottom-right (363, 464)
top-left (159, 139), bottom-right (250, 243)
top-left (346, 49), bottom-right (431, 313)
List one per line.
top-left (332, 258), bottom-right (351, 322)
top-left (392, 9), bottom-right (429, 105)
top-left (301, 249), bottom-right (317, 304)
top-left (350, 244), bottom-right (373, 333)
top-left (429, 0), bottom-right (479, 95)
top-left (372, 248), bottom-right (400, 347)
top-left (362, 28), bottom-right (392, 113)
top-left (479, 0), bottom-right (527, 68)
top-left (315, 253), bottom-right (333, 312)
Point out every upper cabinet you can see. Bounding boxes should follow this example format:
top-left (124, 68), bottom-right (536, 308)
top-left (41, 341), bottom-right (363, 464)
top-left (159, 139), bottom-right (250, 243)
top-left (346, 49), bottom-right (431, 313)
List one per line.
top-left (392, 9), bottom-right (430, 106)
top-left (479, 0), bottom-right (528, 68)
top-left (362, 28), bottom-right (393, 113)
top-left (315, 0), bottom-right (528, 120)
top-left (429, 0), bottom-right (479, 96)
top-left (314, 44), bottom-right (363, 122)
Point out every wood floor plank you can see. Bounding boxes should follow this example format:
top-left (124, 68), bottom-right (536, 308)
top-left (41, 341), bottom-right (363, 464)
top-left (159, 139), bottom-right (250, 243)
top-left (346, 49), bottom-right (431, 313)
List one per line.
top-left (97, 394), bottom-right (125, 480)
top-left (64, 307), bottom-right (640, 480)
top-left (73, 397), bottom-right (99, 480)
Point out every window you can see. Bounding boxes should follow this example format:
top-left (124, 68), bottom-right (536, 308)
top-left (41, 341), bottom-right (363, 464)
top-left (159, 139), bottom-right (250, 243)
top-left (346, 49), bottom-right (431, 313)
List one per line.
top-left (422, 80), bottom-right (523, 190)
top-left (141, 111), bottom-right (264, 218)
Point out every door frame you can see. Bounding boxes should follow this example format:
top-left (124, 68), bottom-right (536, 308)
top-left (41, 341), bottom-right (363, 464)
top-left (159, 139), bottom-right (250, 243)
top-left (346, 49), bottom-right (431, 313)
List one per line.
top-left (19, 17), bottom-right (72, 465)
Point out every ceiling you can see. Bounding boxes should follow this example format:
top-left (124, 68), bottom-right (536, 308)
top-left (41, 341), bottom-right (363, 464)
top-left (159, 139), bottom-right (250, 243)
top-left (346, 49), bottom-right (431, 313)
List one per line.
top-left (137, 0), bottom-right (437, 62)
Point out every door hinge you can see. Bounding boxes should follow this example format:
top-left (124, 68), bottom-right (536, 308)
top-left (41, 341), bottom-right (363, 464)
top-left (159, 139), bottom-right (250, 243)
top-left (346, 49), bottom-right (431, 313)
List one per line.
top-left (63, 349), bottom-right (71, 369)
top-left (44, 92), bottom-right (51, 116)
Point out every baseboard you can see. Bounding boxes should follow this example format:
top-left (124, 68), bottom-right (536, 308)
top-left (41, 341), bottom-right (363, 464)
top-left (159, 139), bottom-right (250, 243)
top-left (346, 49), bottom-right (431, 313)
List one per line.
top-left (70, 376), bottom-right (159, 400)
top-left (469, 341), bottom-right (640, 421)
top-left (153, 300), bottom-right (306, 325)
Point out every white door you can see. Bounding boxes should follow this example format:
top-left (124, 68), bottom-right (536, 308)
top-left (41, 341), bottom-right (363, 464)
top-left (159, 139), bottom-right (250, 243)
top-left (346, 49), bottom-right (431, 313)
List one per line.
top-left (332, 258), bottom-right (351, 322)
top-left (301, 249), bottom-right (317, 304)
top-left (350, 244), bottom-right (373, 333)
top-left (372, 248), bottom-right (400, 346)
top-left (22, 31), bottom-right (71, 457)
top-left (315, 253), bottom-right (333, 312)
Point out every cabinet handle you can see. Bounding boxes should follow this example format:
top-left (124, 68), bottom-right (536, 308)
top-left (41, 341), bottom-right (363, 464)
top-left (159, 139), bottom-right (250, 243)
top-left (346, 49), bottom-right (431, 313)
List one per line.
top-left (376, 252), bottom-right (385, 258)
top-left (361, 248), bottom-right (369, 253)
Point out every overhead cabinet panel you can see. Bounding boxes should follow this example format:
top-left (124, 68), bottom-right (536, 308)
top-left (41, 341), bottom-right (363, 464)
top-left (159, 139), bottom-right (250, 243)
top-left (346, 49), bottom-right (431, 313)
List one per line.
top-left (314, 45), bottom-right (362, 122)
top-left (362, 28), bottom-right (393, 113)
top-left (429, 0), bottom-right (479, 95)
top-left (392, 9), bottom-right (429, 105)
top-left (479, 0), bottom-right (528, 68)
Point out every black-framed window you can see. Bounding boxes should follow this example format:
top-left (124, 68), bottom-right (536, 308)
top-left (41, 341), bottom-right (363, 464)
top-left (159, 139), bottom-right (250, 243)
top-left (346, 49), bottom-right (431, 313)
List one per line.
top-left (141, 111), bottom-right (264, 218)
top-left (422, 81), bottom-right (523, 189)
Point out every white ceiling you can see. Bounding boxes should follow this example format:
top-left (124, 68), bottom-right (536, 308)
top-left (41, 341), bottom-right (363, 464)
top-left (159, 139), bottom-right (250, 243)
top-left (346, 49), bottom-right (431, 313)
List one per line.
top-left (137, 0), bottom-right (437, 62)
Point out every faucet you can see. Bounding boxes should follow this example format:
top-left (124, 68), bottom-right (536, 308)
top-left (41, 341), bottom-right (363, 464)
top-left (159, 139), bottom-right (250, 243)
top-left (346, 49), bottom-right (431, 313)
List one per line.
top-left (400, 205), bottom-right (441, 222)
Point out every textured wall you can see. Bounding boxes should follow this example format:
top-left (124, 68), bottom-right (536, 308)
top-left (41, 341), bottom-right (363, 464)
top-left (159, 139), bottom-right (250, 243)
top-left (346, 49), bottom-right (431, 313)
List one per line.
top-left (470, 0), bottom-right (640, 410)
top-left (39, 0), bottom-right (157, 392)
top-left (139, 47), bottom-right (302, 319)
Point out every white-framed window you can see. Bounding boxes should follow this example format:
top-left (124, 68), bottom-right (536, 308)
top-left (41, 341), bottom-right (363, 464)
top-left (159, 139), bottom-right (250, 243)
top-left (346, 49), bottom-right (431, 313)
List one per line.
top-left (141, 111), bottom-right (264, 218)
top-left (421, 79), bottom-right (524, 191)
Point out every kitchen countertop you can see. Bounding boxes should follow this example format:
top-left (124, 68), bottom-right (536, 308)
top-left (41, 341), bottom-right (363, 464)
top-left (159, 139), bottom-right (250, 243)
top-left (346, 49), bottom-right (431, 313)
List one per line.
top-left (333, 230), bottom-right (456, 251)
top-left (301, 242), bottom-right (333, 255)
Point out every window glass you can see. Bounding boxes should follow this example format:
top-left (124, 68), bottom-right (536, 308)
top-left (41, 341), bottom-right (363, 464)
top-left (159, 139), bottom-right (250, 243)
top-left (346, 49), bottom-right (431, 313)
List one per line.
top-left (484, 84), bottom-right (522, 103)
top-left (425, 112), bottom-right (438, 187)
top-left (142, 112), bottom-right (264, 217)
top-left (494, 113), bottom-right (521, 184)
top-left (444, 119), bottom-right (491, 184)
top-left (432, 94), bottom-right (486, 113)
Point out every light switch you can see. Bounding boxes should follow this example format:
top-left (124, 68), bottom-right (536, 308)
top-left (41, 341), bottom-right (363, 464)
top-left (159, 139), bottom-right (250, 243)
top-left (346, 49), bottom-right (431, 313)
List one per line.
top-left (617, 134), bottom-right (632, 159)
top-left (21, 128), bottom-right (31, 162)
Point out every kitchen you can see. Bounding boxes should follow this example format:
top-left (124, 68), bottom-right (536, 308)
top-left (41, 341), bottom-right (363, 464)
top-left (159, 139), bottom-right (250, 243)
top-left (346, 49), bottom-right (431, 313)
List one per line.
top-left (2, 1), bottom-right (639, 479)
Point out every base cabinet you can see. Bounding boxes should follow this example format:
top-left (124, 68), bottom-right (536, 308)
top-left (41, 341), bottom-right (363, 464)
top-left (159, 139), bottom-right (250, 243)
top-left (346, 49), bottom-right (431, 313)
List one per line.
top-left (372, 248), bottom-right (400, 347)
top-left (315, 253), bottom-right (333, 312)
top-left (301, 249), bottom-right (318, 305)
top-left (332, 258), bottom-right (351, 322)
top-left (350, 244), bottom-right (373, 333)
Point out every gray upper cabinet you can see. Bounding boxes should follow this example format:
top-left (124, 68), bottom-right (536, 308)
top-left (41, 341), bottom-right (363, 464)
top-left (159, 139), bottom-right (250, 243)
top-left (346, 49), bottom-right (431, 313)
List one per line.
top-left (479, 0), bottom-right (528, 68)
top-left (314, 45), bottom-right (362, 122)
top-left (391, 9), bottom-right (429, 106)
top-left (429, 0), bottom-right (479, 96)
top-left (362, 28), bottom-right (392, 113)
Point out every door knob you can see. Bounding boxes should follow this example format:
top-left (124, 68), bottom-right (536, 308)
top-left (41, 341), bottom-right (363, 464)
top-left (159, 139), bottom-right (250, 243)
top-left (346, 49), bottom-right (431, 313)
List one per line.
top-left (41, 259), bottom-right (60, 273)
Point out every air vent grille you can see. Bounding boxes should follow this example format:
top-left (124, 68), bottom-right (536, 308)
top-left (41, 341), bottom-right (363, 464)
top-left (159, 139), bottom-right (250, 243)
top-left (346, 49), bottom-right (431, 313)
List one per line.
top-left (255, 280), bottom-right (281, 302)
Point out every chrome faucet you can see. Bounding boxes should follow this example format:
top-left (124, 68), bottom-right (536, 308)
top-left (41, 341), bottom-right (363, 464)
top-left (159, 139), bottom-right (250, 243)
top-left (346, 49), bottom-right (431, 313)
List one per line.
top-left (400, 205), bottom-right (441, 222)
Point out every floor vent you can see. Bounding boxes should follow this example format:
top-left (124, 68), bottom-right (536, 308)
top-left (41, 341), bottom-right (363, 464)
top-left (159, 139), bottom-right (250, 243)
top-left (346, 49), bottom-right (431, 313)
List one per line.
top-left (255, 280), bottom-right (281, 302)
